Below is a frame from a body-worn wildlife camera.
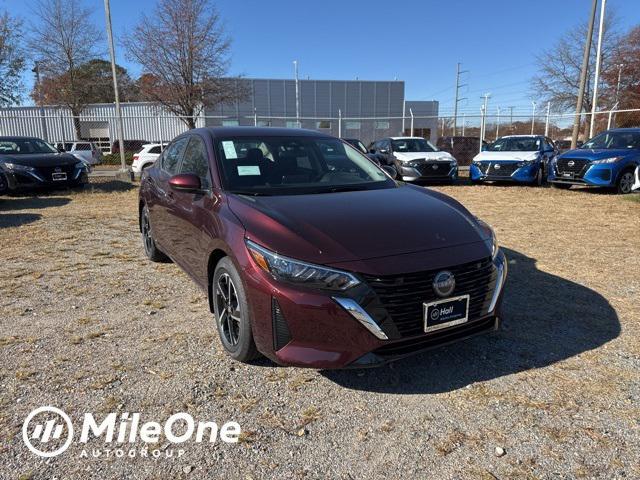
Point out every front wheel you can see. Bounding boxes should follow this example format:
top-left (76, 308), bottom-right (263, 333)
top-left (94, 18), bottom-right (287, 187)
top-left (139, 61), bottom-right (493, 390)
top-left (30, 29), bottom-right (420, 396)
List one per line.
top-left (212, 257), bottom-right (260, 362)
top-left (534, 166), bottom-right (544, 186)
top-left (616, 170), bottom-right (635, 194)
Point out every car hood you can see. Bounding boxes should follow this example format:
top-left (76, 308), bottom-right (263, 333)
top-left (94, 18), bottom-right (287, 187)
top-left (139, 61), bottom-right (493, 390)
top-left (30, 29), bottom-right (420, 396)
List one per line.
top-left (228, 185), bottom-right (490, 264)
top-left (558, 148), bottom-right (636, 161)
top-left (473, 151), bottom-right (539, 162)
top-left (394, 151), bottom-right (453, 162)
top-left (0, 153), bottom-right (79, 167)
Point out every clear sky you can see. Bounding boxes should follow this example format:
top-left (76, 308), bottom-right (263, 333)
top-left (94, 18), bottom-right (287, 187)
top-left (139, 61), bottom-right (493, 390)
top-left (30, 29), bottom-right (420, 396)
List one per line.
top-left (5, 0), bottom-right (638, 114)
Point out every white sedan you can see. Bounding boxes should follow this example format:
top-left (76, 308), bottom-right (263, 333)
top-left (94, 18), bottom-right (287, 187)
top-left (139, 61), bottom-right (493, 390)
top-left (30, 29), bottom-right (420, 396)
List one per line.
top-left (632, 164), bottom-right (640, 191)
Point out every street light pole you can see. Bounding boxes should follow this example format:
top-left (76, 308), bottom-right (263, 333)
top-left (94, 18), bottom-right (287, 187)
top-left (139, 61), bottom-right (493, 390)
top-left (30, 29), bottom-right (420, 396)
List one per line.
top-left (293, 60), bottom-right (300, 128)
top-left (103, 0), bottom-right (127, 174)
top-left (589, 0), bottom-right (607, 138)
top-left (32, 61), bottom-right (49, 142)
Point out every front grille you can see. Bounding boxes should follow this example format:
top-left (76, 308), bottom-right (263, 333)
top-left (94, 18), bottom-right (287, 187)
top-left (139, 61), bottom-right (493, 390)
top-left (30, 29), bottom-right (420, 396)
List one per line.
top-left (373, 315), bottom-right (496, 357)
top-left (476, 162), bottom-right (490, 174)
top-left (362, 257), bottom-right (496, 338)
top-left (35, 164), bottom-right (76, 180)
top-left (488, 163), bottom-right (518, 177)
top-left (556, 158), bottom-right (590, 177)
top-left (414, 162), bottom-right (452, 177)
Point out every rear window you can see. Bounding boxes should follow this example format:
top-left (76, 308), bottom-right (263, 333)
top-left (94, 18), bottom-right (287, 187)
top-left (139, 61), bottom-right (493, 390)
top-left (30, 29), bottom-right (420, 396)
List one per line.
top-left (149, 146), bottom-right (162, 154)
top-left (75, 143), bottom-right (91, 151)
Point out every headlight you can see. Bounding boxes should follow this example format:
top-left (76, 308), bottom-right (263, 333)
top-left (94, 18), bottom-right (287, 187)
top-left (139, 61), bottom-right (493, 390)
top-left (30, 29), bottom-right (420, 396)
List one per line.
top-left (592, 156), bottom-right (624, 164)
top-left (476, 219), bottom-right (499, 260)
top-left (75, 161), bottom-right (90, 171)
top-left (1, 162), bottom-right (35, 172)
top-left (245, 240), bottom-right (361, 291)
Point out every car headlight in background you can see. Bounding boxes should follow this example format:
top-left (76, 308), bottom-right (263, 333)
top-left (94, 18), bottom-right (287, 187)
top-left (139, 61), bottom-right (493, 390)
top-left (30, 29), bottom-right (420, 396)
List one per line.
top-left (75, 161), bottom-right (91, 171)
top-left (592, 156), bottom-right (624, 164)
top-left (246, 239), bottom-right (361, 291)
top-left (1, 162), bottom-right (35, 172)
top-left (516, 160), bottom-right (535, 167)
top-left (476, 218), bottom-right (499, 259)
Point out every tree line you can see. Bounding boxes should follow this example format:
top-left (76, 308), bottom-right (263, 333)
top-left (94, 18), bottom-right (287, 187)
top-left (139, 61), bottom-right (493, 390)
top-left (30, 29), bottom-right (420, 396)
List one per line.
top-left (0, 0), bottom-right (243, 136)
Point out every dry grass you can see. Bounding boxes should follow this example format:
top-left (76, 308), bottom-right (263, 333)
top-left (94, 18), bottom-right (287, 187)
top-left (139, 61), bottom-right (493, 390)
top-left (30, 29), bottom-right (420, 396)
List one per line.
top-left (0, 180), bottom-right (638, 478)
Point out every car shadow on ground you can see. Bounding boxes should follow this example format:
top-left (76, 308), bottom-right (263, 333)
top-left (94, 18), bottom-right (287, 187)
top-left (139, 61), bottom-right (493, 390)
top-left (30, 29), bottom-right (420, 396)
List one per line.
top-left (0, 195), bottom-right (71, 211)
top-left (84, 180), bottom-right (137, 193)
top-left (322, 247), bottom-right (620, 394)
top-left (0, 212), bottom-right (42, 228)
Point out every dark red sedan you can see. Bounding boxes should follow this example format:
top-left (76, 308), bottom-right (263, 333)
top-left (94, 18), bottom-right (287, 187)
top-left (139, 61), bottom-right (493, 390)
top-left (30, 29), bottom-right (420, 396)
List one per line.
top-left (139, 127), bottom-right (507, 369)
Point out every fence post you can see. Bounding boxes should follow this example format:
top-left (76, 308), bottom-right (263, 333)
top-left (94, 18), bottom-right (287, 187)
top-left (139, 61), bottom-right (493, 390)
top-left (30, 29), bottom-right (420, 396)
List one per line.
top-left (254, 108), bottom-right (257, 127)
top-left (338, 109), bottom-right (342, 138)
top-left (495, 107), bottom-right (501, 139)
top-left (409, 108), bottom-right (414, 136)
top-left (479, 104), bottom-right (486, 153)
top-left (544, 101), bottom-right (551, 137)
top-left (156, 115), bottom-right (163, 151)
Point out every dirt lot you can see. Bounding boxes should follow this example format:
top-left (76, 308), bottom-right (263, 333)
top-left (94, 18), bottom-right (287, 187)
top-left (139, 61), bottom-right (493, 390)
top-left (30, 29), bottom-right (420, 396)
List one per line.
top-left (0, 180), bottom-right (638, 479)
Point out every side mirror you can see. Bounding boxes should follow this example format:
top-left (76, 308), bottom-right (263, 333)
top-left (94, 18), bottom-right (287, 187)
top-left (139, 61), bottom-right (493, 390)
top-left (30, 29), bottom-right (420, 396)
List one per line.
top-left (481, 144), bottom-right (488, 151)
top-left (379, 148), bottom-right (389, 154)
top-left (381, 165), bottom-right (397, 179)
top-left (369, 149), bottom-right (376, 154)
top-left (168, 173), bottom-right (202, 193)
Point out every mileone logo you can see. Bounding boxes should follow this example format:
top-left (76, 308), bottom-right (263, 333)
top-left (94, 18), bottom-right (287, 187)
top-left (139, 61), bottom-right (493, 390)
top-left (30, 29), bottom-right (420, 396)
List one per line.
top-left (23, 406), bottom-right (241, 458)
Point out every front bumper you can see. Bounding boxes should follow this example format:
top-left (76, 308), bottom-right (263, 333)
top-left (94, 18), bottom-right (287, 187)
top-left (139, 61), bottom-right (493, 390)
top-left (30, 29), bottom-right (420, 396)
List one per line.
top-left (548, 163), bottom-right (614, 187)
top-left (396, 162), bottom-right (458, 182)
top-left (470, 161), bottom-right (539, 183)
top-left (1, 167), bottom-right (88, 192)
top-left (241, 246), bottom-right (507, 369)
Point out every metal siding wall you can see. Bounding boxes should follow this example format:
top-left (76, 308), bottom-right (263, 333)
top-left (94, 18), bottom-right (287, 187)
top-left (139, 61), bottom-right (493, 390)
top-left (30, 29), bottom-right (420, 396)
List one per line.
top-left (269, 80), bottom-right (286, 116)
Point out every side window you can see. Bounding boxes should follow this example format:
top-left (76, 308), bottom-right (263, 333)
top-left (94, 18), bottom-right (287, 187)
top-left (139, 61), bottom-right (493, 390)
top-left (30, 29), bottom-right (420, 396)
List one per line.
top-left (180, 136), bottom-right (211, 189)
top-left (381, 140), bottom-right (390, 152)
top-left (149, 146), bottom-right (161, 154)
top-left (162, 138), bottom-right (189, 175)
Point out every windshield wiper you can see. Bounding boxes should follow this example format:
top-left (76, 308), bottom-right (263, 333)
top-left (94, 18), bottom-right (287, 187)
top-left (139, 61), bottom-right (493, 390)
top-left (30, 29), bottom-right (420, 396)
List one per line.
top-left (229, 190), bottom-right (270, 196)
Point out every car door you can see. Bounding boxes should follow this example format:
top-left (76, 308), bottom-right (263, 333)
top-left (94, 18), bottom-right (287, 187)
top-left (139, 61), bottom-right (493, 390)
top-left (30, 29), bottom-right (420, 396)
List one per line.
top-left (149, 137), bottom-right (189, 257)
top-left (169, 135), bottom-right (217, 285)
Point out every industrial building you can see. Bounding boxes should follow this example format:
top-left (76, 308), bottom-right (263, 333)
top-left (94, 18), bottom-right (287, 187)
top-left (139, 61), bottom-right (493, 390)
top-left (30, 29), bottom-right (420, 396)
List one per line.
top-left (0, 78), bottom-right (439, 151)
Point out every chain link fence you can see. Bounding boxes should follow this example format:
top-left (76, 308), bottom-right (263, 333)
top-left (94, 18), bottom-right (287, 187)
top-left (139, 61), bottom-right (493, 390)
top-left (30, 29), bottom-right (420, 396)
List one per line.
top-left (1, 106), bottom-right (639, 165)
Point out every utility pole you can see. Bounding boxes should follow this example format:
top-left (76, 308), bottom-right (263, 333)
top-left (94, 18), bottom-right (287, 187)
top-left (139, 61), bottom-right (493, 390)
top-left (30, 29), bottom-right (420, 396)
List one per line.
top-left (103, 0), bottom-right (127, 174)
top-left (614, 63), bottom-right (624, 105)
top-left (32, 61), bottom-right (48, 142)
top-left (453, 62), bottom-right (468, 136)
top-left (531, 101), bottom-right (537, 134)
top-left (461, 113), bottom-right (466, 136)
top-left (571, 0), bottom-right (598, 149)
top-left (544, 101), bottom-right (551, 136)
top-left (589, 0), bottom-right (607, 138)
top-left (509, 106), bottom-right (515, 132)
top-left (293, 60), bottom-right (300, 128)
top-left (495, 107), bottom-right (501, 139)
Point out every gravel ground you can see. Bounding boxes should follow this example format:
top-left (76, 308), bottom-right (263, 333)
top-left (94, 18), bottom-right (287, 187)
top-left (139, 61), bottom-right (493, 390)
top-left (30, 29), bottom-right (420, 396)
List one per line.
top-left (0, 180), bottom-right (639, 479)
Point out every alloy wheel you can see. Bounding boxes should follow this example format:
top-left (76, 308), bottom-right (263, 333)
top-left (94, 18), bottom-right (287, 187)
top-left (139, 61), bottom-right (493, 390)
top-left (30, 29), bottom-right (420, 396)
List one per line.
top-left (215, 273), bottom-right (241, 347)
top-left (141, 209), bottom-right (155, 254)
top-left (619, 172), bottom-right (633, 194)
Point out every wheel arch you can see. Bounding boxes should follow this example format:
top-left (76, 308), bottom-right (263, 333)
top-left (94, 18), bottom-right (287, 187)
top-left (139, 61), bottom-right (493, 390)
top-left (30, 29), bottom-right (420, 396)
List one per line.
top-left (207, 249), bottom-right (229, 313)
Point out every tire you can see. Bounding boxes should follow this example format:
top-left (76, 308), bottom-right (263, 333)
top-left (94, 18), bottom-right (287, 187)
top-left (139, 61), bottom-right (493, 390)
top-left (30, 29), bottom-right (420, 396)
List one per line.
top-left (534, 166), bottom-right (544, 186)
top-left (212, 257), bottom-right (260, 362)
top-left (140, 204), bottom-right (169, 262)
top-left (551, 182), bottom-right (571, 190)
top-left (616, 169), bottom-right (635, 194)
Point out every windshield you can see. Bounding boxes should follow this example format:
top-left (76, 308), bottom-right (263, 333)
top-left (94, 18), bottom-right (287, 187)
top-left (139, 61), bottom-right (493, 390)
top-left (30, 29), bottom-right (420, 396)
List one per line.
top-left (391, 138), bottom-right (436, 153)
top-left (487, 137), bottom-right (540, 152)
top-left (0, 138), bottom-right (59, 155)
top-left (216, 136), bottom-right (393, 195)
top-left (581, 131), bottom-right (640, 150)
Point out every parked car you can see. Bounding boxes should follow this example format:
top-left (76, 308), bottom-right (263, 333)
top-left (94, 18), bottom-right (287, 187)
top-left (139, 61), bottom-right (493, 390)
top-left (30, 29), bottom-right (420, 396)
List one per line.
top-left (633, 164), bottom-right (640, 191)
top-left (132, 143), bottom-right (166, 173)
top-left (139, 127), bottom-right (506, 368)
top-left (55, 141), bottom-right (103, 165)
top-left (470, 135), bottom-right (556, 186)
top-left (0, 136), bottom-right (90, 193)
top-left (436, 136), bottom-right (486, 166)
top-left (111, 139), bottom-right (149, 154)
top-left (368, 136), bottom-right (458, 182)
top-left (342, 138), bottom-right (384, 166)
top-left (548, 128), bottom-right (640, 194)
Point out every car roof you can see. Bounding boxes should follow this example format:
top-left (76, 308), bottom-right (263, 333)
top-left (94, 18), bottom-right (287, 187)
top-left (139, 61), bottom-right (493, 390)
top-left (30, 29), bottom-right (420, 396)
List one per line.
top-left (193, 127), bottom-right (335, 139)
top-left (498, 135), bottom-right (543, 138)
top-left (389, 136), bottom-right (426, 140)
top-left (607, 127), bottom-right (640, 132)
top-left (0, 136), bottom-right (45, 141)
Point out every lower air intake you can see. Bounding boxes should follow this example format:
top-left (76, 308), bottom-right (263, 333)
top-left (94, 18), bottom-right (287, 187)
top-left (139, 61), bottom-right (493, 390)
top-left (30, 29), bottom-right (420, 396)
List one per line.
top-left (272, 298), bottom-right (291, 351)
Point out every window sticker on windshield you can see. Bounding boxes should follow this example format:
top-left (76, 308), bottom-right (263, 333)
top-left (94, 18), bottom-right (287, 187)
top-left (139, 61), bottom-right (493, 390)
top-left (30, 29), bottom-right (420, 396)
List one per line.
top-left (237, 165), bottom-right (261, 176)
top-left (222, 141), bottom-right (238, 159)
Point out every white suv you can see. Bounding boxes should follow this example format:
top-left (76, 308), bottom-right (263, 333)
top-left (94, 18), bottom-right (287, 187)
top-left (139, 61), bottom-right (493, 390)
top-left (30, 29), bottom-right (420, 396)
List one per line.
top-left (56, 141), bottom-right (103, 165)
top-left (132, 143), bottom-right (166, 173)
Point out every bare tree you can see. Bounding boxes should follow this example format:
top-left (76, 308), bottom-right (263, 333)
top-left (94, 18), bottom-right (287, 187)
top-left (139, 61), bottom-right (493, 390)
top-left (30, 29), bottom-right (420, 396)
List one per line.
top-left (532, 16), bottom-right (621, 115)
top-left (124, 0), bottom-right (244, 129)
top-left (0, 11), bottom-right (26, 106)
top-left (27, 0), bottom-right (102, 137)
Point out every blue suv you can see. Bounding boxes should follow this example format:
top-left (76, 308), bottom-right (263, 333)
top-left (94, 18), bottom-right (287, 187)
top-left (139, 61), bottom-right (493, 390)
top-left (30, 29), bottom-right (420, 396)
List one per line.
top-left (548, 128), bottom-right (640, 194)
top-left (470, 135), bottom-right (556, 186)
